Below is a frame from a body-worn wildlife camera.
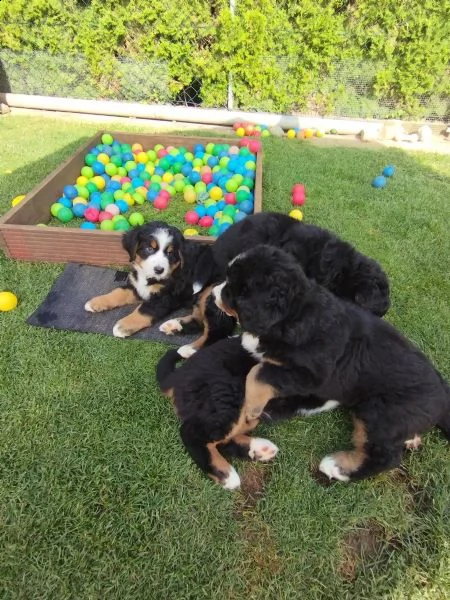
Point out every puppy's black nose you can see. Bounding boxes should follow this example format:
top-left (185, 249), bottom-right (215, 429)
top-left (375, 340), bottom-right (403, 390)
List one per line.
top-left (154, 266), bottom-right (164, 275)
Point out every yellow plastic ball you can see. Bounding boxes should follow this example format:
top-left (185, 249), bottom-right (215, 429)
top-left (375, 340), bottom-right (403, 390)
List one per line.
top-left (162, 172), bottom-right (174, 183)
top-left (92, 176), bottom-right (106, 190)
top-left (145, 164), bottom-right (155, 175)
top-left (315, 129), bottom-right (325, 138)
top-left (11, 194), bottom-right (26, 207)
top-left (132, 143), bottom-right (144, 153)
top-left (236, 127), bottom-right (246, 137)
top-left (303, 128), bottom-right (314, 139)
top-left (73, 196), bottom-right (88, 206)
top-left (0, 291), bottom-right (18, 311)
top-left (184, 190), bottom-right (197, 204)
top-left (76, 176), bottom-right (89, 187)
top-left (97, 153), bottom-right (110, 165)
top-left (184, 228), bottom-right (199, 236)
top-left (289, 209), bottom-right (304, 221)
top-left (136, 151), bottom-right (149, 164)
top-left (123, 193), bottom-right (135, 206)
top-left (287, 129), bottom-right (296, 139)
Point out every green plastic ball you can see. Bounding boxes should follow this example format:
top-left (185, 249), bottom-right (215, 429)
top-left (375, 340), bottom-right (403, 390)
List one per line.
top-left (105, 163), bottom-right (118, 176)
top-left (121, 143), bottom-right (132, 153)
top-left (132, 192), bottom-right (146, 205)
top-left (147, 150), bottom-right (157, 162)
top-left (81, 166), bottom-right (94, 179)
top-left (114, 220), bottom-right (131, 231)
top-left (86, 182), bottom-right (98, 194)
top-left (225, 179), bottom-right (239, 193)
top-left (117, 167), bottom-right (127, 177)
top-left (125, 160), bottom-right (137, 172)
top-left (236, 190), bottom-right (250, 203)
top-left (50, 202), bottom-right (64, 217)
top-left (205, 143), bottom-right (215, 155)
top-left (184, 152), bottom-right (194, 162)
top-left (223, 205), bottom-right (236, 217)
top-left (57, 207), bottom-right (74, 223)
top-left (100, 219), bottom-right (115, 231)
top-left (208, 225), bottom-right (220, 237)
top-left (129, 212), bottom-right (145, 227)
top-left (173, 179), bottom-right (185, 193)
top-left (110, 155), bottom-right (123, 167)
top-left (85, 153), bottom-right (97, 167)
top-left (242, 177), bottom-right (254, 190)
top-left (102, 133), bottom-right (114, 145)
top-left (112, 214), bottom-right (127, 223)
top-left (76, 185), bottom-right (89, 200)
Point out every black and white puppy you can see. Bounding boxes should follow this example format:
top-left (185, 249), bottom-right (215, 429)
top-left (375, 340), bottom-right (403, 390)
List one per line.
top-left (85, 221), bottom-right (219, 338)
top-left (159, 211), bottom-right (391, 356)
top-left (213, 245), bottom-right (450, 482)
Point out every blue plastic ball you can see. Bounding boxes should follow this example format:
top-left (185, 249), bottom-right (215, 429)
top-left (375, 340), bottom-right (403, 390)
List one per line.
top-left (383, 165), bottom-right (395, 177)
top-left (73, 203), bottom-right (87, 218)
top-left (137, 164), bottom-right (146, 173)
top-left (194, 144), bottom-right (205, 154)
top-left (190, 172), bottom-right (201, 184)
top-left (181, 164), bottom-right (193, 177)
top-left (80, 222), bottom-right (97, 230)
top-left (92, 161), bottom-right (105, 175)
top-left (128, 169), bottom-right (140, 179)
top-left (239, 200), bottom-right (254, 214)
top-left (195, 205), bottom-right (207, 218)
top-left (59, 197), bottom-right (73, 208)
top-left (107, 180), bottom-right (122, 192)
top-left (154, 167), bottom-right (165, 177)
top-left (63, 185), bottom-right (78, 200)
top-left (147, 190), bottom-right (159, 202)
top-left (216, 200), bottom-right (226, 211)
top-left (219, 223), bottom-right (232, 234)
top-left (90, 148), bottom-right (100, 156)
top-left (116, 200), bottom-right (129, 213)
top-left (122, 152), bottom-right (134, 163)
top-left (132, 177), bottom-right (144, 189)
top-left (90, 191), bottom-right (102, 204)
top-left (372, 175), bottom-right (387, 188)
top-left (206, 205), bottom-right (219, 218)
top-left (233, 211), bottom-right (247, 223)
top-left (207, 156), bottom-right (219, 168)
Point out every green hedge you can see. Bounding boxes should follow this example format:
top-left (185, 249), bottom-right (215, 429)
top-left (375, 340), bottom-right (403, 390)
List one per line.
top-left (0, 0), bottom-right (449, 119)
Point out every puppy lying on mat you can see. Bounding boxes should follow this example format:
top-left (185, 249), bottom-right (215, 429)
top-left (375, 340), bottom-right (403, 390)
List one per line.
top-left (213, 245), bottom-right (449, 482)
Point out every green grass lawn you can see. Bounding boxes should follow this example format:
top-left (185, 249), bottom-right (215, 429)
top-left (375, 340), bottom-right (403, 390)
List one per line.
top-left (0, 115), bottom-right (449, 600)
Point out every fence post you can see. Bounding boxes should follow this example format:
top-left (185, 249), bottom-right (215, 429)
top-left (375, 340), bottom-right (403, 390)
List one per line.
top-left (227, 0), bottom-right (236, 110)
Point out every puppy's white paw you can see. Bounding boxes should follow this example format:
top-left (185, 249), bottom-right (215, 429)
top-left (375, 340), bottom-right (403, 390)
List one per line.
top-left (84, 300), bottom-right (95, 312)
top-left (221, 466), bottom-right (241, 490)
top-left (249, 438), bottom-right (279, 462)
top-left (178, 344), bottom-right (196, 359)
top-left (112, 322), bottom-right (129, 338)
top-left (404, 434), bottom-right (422, 450)
top-left (159, 319), bottom-right (183, 335)
top-left (319, 455), bottom-right (350, 482)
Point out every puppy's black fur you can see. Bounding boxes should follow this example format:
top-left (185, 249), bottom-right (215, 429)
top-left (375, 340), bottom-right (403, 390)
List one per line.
top-left (213, 212), bottom-right (390, 316)
top-left (216, 245), bottom-right (449, 482)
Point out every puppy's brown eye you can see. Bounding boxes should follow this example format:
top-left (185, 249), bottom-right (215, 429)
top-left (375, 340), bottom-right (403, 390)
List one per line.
top-left (167, 245), bottom-right (174, 253)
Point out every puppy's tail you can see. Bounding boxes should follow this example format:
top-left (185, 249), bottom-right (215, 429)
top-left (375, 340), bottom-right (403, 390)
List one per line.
top-left (156, 349), bottom-right (183, 393)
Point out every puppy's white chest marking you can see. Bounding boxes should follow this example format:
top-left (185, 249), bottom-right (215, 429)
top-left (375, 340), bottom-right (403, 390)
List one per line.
top-left (241, 332), bottom-right (264, 361)
top-left (129, 271), bottom-right (162, 301)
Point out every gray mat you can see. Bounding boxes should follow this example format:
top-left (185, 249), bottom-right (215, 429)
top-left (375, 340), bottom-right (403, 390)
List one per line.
top-left (27, 263), bottom-right (197, 345)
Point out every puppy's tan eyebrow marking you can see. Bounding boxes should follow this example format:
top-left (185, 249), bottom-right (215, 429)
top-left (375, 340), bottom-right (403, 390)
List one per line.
top-left (167, 244), bottom-right (174, 253)
top-left (150, 240), bottom-right (158, 250)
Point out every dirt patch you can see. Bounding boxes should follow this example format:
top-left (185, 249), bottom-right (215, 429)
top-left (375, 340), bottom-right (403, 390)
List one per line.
top-left (339, 520), bottom-right (392, 583)
top-left (389, 467), bottom-right (433, 515)
top-left (235, 463), bottom-right (272, 513)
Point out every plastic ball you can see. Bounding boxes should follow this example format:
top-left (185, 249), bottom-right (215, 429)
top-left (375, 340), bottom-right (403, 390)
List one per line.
top-left (63, 185), bottom-right (78, 200)
top-left (72, 203), bottom-right (87, 218)
top-left (132, 143), bottom-right (144, 153)
top-left (98, 210), bottom-right (114, 223)
top-left (239, 200), bottom-right (254, 215)
top-left (85, 207), bottom-right (100, 223)
top-left (224, 192), bottom-right (236, 205)
top-left (104, 203), bottom-right (119, 216)
top-left (92, 176), bottom-right (106, 190)
top-left (209, 186), bottom-right (223, 201)
top-left (114, 220), bottom-right (131, 231)
top-left (85, 154), bottom-right (97, 167)
top-left (208, 225), bottom-right (220, 237)
top-left (199, 216), bottom-right (214, 228)
top-left (116, 200), bottom-right (129, 213)
top-left (80, 222), bottom-right (97, 230)
top-left (289, 209), bottom-right (304, 221)
top-left (105, 163), bottom-right (118, 177)
top-left (101, 133), bottom-right (114, 146)
top-left (58, 197), bottom-right (73, 209)
top-left (57, 207), bottom-right (74, 223)
top-left (236, 189), bottom-right (250, 203)
top-left (154, 197), bottom-right (169, 210)
top-left (303, 129), bottom-right (314, 139)
top-left (81, 166), bottom-right (94, 179)
top-left (184, 228), bottom-right (199, 237)
top-left (100, 220), bottom-right (115, 231)
top-left (225, 179), bottom-right (239, 193)
top-left (236, 127), bottom-right (246, 137)
top-left (234, 211), bottom-right (247, 223)
top-left (292, 183), bottom-right (305, 195)
top-left (287, 129), bottom-right (296, 139)
top-left (292, 195), bottom-right (305, 206)
top-left (129, 213), bottom-right (145, 227)
top-left (383, 165), bottom-right (395, 177)
top-left (92, 161), bottom-right (106, 175)
top-left (372, 175), bottom-right (387, 188)
top-left (0, 291), bottom-right (18, 311)
top-left (183, 189), bottom-right (196, 204)
top-left (185, 211), bottom-right (199, 225)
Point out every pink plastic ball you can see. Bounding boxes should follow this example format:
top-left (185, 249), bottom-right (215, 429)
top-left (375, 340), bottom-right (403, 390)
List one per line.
top-left (154, 196), bottom-right (169, 210)
top-left (229, 145), bottom-right (240, 155)
top-left (249, 140), bottom-right (261, 153)
top-left (198, 216), bottom-right (214, 228)
top-left (121, 177), bottom-right (131, 184)
top-left (185, 210), bottom-right (199, 225)
top-left (157, 148), bottom-right (168, 159)
top-left (224, 192), bottom-right (237, 205)
top-left (159, 189), bottom-right (170, 200)
top-left (99, 210), bottom-right (114, 222)
top-left (144, 180), bottom-right (150, 189)
top-left (292, 184), bottom-right (305, 195)
top-left (239, 138), bottom-right (251, 148)
top-left (292, 195), bottom-right (305, 206)
top-left (201, 172), bottom-right (213, 184)
top-left (85, 207), bottom-right (100, 223)
top-left (105, 203), bottom-right (120, 216)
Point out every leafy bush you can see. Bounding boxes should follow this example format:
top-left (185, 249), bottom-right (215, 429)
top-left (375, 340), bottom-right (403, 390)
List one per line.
top-left (0, 0), bottom-right (448, 118)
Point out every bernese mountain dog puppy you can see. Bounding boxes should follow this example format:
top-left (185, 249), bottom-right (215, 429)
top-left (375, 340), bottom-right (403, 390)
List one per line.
top-left (159, 212), bottom-right (391, 356)
top-left (84, 221), bottom-right (223, 338)
top-left (213, 245), bottom-right (450, 482)
top-left (156, 336), bottom-right (328, 489)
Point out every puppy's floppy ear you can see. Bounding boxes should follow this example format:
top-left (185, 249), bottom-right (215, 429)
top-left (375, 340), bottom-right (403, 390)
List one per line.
top-left (122, 228), bottom-right (140, 261)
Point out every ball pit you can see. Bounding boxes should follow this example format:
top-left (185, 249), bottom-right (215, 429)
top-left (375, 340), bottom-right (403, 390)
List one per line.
top-left (45, 133), bottom-right (260, 237)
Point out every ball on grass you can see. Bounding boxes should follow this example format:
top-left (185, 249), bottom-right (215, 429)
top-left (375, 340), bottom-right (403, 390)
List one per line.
top-left (184, 228), bottom-right (199, 236)
top-left (128, 213), bottom-right (145, 227)
top-left (372, 175), bottom-right (387, 189)
top-left (11, 194), bottom-right (26, 207)
top-left (80, 222), bottom-right (97, 230)
top-left (383, 165), bottom-right (395, 177)
top-left (0, 291), bottom-right (18, 311)
top-left (289, 209), bottom-right (304, 221)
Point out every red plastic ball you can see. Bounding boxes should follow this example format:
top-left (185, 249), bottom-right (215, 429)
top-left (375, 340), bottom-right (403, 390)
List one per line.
top-left (121, 177), bottom-right (131, 184)
top-left (239, 137), bottom-right (251, 148)
top-left (233, 122), bottom-right (242, 131)
top-left (253, 130), bottom-right (261, 137)
top-left (185, 210), bottom-right (199, 225)
top-left (154, 196), bottom-right (169, 210)
top-left (292, 195), bottom-right (305, 206)
top-left (144, 180), bottom-right (150, 188)
top-left (249, 140), bottom-right (261, 153)
top-left (85, 207), bottom-right (100, 223)
top-left (99, 210), bottom-right (114, 222)
top-left (224, 192), bottom-right (237, 205)
top-left (292, 184), bottom-right (305, 195)
top-left (198, 215), bottom-right (214, 228)
top-left (157, 148), bottom-right (168, 159)
top-left (159, 189), bottom-right (170, 200)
